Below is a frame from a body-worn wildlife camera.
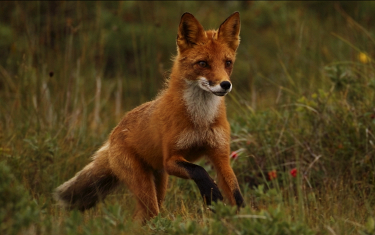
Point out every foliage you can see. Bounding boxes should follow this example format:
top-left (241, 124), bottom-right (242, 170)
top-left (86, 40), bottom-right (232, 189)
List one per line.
top-left (0, 162), bottom-right (39, 235)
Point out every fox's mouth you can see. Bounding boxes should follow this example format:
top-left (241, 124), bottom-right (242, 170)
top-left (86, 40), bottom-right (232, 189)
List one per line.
top-left (206, 84), bottom-right (231, 96)
top-left (212, 91), bottom-right (228, 96)
top-left (204, 84), bottom-right (229, 96)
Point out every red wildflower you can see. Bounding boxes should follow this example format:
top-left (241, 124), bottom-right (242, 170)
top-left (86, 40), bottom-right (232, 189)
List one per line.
top-left (268, 170), bottom-right (277, 180)
top-left (230, 151), bottom-right (238, 160)
top-left (290, 168), bottom-right (297, 177)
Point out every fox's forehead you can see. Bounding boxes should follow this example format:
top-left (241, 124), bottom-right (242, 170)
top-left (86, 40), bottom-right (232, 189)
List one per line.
top-left (184, 41), bottom-right (235, 61)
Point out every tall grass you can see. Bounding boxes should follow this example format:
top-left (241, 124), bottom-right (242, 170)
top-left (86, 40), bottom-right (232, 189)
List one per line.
top-left (1, 1), bottom-right (375, 234)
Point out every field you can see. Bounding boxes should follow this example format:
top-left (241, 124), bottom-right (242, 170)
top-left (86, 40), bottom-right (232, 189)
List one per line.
top-left (1, 1), bottom-right (375, 234)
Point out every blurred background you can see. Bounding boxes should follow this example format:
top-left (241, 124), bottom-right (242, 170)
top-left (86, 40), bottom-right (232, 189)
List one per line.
top-left (1, 1), bottom-right (374, 128)
top-left (1, 2), bottom-right (375, 234)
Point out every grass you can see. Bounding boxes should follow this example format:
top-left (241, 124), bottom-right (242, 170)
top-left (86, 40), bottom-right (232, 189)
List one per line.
top-left (1, 1), bottom-right (375, 234)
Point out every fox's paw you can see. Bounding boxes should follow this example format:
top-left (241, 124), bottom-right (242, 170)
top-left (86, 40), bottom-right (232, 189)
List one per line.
top-left (233, 189), bottom-right (245, 208)
top-left (197, 177), bottom-right (223, 206)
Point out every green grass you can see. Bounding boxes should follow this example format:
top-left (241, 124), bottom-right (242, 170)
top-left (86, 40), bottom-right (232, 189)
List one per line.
top-left (1, 1), bottom-right (375, 234)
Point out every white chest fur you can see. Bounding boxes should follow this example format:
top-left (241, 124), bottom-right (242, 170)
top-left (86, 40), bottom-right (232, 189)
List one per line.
top-left (182, 79), bottom-right (221, 127)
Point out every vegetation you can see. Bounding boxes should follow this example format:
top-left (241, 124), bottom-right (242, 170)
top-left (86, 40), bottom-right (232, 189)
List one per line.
top-left (1, 1), bottom-right (375, 234)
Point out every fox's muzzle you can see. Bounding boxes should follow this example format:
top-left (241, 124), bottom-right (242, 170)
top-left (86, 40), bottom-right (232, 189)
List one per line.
top-left (212, 81), bottom-right (232, 96)
top-left (197, 77), bottom-right (232, 96)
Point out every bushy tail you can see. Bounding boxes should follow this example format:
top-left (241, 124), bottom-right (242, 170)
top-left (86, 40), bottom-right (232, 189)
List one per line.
top-left (54, 143), bottom-right (119, 211)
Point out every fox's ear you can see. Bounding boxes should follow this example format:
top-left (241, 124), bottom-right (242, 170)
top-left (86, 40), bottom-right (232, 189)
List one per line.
top-left (177, 12), bottom-right (206, 53)
top-left (218, 12), bottom-right (241, 51)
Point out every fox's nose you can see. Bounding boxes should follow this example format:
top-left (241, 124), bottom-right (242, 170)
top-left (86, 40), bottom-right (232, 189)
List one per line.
top-left (220, 81), bottom-right (231, 90)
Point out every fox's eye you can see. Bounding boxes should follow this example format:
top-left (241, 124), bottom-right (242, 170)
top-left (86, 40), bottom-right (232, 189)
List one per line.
top-left (198, 61), bottom-right (208, 68)
top-left (225, 61), bottom-right (232, 67)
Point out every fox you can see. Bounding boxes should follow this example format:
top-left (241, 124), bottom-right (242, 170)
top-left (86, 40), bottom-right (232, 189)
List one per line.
top-left (54, 12), bottom-right (244, 224)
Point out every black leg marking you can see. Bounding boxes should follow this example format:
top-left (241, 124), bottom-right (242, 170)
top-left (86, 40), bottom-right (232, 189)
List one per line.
top-left (177, 161), bottom-right (223, 205)
top-left (233, 189), bottom-right (245, 208)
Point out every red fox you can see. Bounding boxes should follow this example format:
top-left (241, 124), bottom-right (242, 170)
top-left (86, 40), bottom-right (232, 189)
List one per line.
top-left (55, 12), bottom-right (244, 223)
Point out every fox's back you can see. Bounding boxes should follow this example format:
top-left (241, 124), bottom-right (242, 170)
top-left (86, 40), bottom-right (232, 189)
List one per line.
top-left (109, 99), bottom-right (164, 168)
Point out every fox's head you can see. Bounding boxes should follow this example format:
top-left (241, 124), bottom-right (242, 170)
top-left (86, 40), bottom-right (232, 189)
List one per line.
top-left (176, 12), bottom-right (240, 96)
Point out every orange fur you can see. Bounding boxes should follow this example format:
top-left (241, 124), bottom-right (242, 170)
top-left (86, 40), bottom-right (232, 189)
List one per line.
top-left (54, 12), bottom-right (244, 224)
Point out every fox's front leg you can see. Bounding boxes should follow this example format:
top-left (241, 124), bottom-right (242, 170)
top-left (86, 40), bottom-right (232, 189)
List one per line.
top-left (165, 155), bottom-right (223, 206)
top-left (208, 148), bottom-right (245, 208)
